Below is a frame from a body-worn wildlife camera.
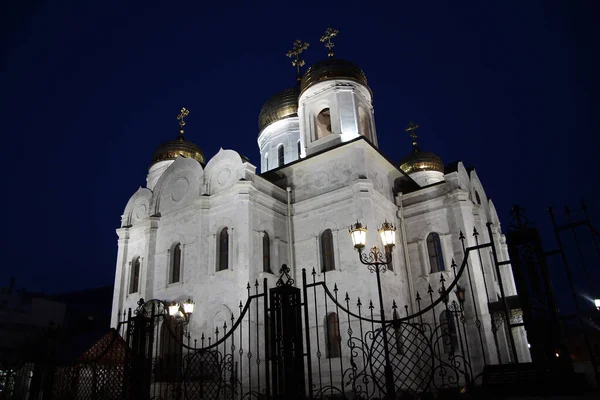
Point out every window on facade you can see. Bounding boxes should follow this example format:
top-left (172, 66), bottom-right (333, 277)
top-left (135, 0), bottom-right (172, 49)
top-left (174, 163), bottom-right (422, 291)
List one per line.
top-left (440, 310), bottom-right (458, 354)
top-left (278, 145), bottom-right (284, 167)
top-left (263, 232), bottom-right (271, 273)
top-left (316, 108), bottom-right (332, 139)
top-left (321, 229), bottom-right (335, 272)
top-left (217, 227), bottom-right (229, 271)
top-left (297, 140), bottom-right (301, 157)
top-left (475, 190), bottom-right (481, 205)
top-left (489, 252), bottom-right (498, 282)
top-left (393, 310), bottom-right (404, 355)
top-left (427, 233), bottom-right (446, 273)
top-left (129, 257), bottom-right (140, 294)
top-left (157, 318), bottom-right (183, 382)
top-left (170, 243), bottom-right (181, 284)
top-left (326, 312), bottom-right (341, 358)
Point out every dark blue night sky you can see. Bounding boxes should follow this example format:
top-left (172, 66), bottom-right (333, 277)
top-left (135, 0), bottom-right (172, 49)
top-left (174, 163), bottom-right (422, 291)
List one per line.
top-left (1, 1), bottom-right (598, 302)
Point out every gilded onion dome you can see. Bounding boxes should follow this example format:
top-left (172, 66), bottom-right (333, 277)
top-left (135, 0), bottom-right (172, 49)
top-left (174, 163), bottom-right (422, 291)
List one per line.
top-left (151, 107), bottom-right (206, 166)
top-left (300, 58), bottom-right (368, 93)
top-left (258, 85), bottom-right (300, 132)
top-left (151, 135), bottom-right (206, 166)
top-left (399, 121), bottom-right (444, 175)
top-left (399, 149), bottom-right (444, 174)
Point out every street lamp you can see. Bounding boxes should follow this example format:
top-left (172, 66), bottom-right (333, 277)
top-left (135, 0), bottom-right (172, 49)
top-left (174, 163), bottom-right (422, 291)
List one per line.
top-left (183, 298), bottom-right (195, 315)
top-left (594, 298), bottom-right (600, 311)
top-left (349, 219), bottom-right (396, 398)
top-left (169, 301), bottom-right (181, 318)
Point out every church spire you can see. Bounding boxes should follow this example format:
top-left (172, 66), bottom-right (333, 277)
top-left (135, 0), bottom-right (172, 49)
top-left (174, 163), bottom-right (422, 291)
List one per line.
top-left (177, 107), bottom-right (189, 140)
top-left (320, 28), bottom-right (338, 58)
top-left (405, 121), bottom-right (420, 151)
top-left (286, 39), bottom-right (310, 82)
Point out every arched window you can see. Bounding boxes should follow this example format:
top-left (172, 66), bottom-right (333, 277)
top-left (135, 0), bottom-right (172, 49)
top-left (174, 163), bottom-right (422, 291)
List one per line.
top-left (358, 106), bottom-right (370, 139)
top-left (263, 232), bottom-right (271, 273)
top-left (278, 145), bottom-right (285, 167)
top-left (129, 257), bottom-right (140, 294)
top-left (326, 312), bottom-right (341, 358)
top-left (170, 243), bottom-right (181, 284)
top-left (475, 190), bottom-right (481, 205)
top-left (427, 233), bottom-right (446, 273)
top-left (439, 311), bottom-right (458, 354)
top-left (316, 108), bottom-right (332, 139)
top-left (157, 317), bottom-right (183, 381)
top-left (393, 310), bottom-right (404, 355)
top-left (320, 229), bottom-right (335, 272)
top-left (217, 227), bottom-right (229, 271)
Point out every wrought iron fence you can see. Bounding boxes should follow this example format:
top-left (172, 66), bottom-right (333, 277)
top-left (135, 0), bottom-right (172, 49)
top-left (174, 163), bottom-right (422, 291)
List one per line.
top-left (3, 203), bottom-right (598, 399)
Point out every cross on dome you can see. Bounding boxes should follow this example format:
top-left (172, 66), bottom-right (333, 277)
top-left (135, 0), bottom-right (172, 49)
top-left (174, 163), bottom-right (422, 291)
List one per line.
top-left (177, 107), bottom-right (189, 137)
top-left (405, 121), bottom-right (420, 149)
top-left (320, 28), bottom-right (339, 58)
top-left (286, 39), bottom-right (310, 80)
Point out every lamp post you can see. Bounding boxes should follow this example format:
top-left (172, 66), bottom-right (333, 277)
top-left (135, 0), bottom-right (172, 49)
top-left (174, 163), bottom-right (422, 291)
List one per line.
top-left (594, 298), bottom-right (600, 311)
top-left (349, 220), bottom-right (396, 399)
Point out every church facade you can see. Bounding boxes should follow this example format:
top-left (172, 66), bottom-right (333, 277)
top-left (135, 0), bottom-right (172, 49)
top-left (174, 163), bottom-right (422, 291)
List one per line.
top-left (110, 36), bottom-right (530, 384)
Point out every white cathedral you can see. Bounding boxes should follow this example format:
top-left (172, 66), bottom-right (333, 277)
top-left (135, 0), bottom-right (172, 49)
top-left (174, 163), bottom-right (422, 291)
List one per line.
top-left (110, 35), bottom-right (530, 375)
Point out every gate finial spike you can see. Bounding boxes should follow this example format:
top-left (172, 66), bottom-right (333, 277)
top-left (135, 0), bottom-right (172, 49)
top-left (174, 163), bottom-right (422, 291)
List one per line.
top-left (416, 292), bottom-right (421, 302)
top-left (357, 297), bottom-right (362, 307)
top-left (369, 300), bottom-right (374, 310)
top-left (459, 231), bottom-right (465, 241)
top-left (345, 292), bottom-right (350, 302)
top-left (472, 227), bottom-right (479, 237)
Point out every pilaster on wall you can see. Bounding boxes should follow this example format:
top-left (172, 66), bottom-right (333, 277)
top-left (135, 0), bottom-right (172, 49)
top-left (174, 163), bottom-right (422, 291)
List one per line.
top-left (143, 217), bottom-right (159, 300)
top-left (110, 229), bottom-right (129, 328)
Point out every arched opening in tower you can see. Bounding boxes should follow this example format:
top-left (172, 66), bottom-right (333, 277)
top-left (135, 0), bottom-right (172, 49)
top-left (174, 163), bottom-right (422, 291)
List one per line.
top-left (316, 108), bottom-right (332, 139)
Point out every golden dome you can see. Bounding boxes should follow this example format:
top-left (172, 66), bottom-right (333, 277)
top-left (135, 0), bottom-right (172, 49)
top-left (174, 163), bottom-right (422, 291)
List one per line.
top-left (258, 86), bottom-right (300, 132)
top-left (151, 135), bottom-right (206, 166)
top-left (300, 58), bottom-right (368, 93)
top-left (399, 149), bottom-right (444, 174)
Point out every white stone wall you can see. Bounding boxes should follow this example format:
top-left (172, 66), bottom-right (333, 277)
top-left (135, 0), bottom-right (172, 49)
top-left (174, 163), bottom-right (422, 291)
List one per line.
top-left (111, 138), bottom-right (529, 370)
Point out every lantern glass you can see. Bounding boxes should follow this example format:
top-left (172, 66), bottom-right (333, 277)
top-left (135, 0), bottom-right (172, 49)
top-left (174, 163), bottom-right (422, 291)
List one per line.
top-left (183, 299), bottom-right (195, 314)
top-left (168, 303), bottom-right (180, 317)
top-left (349, 222), bottom-right (367, 249)
top-left (594, 298), bottom-right (600, 310)
top-left (378, 221), bottom-right (396, 248)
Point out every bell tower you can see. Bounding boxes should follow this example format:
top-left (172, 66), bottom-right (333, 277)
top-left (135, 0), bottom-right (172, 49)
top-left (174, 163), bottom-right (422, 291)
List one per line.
top-left (298, 29), bottom-right (376, 156)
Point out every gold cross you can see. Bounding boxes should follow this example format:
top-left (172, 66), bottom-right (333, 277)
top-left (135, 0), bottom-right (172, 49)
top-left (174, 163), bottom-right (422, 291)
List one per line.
top-left (320, 28), bottom-right (339, 58)
top-left (405, 121), bottom-right (420, 148)
top-left (286, 39), bottom-right (310, 78)
top-left (177, 107), bottom-right (189, 136)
